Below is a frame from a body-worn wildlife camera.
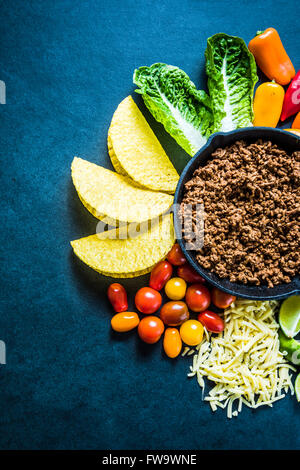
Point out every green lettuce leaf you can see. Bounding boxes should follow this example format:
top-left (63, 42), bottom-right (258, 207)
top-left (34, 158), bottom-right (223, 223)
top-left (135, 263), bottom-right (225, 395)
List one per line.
top-left (133, 63), bottom-right (213, 156)
top-left (205, 33), bottom-right (258, 132)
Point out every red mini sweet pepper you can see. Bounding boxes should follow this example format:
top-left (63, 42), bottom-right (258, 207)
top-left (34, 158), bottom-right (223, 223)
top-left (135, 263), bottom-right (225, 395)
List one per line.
top-left (281, 70), bottom-right (300, 121)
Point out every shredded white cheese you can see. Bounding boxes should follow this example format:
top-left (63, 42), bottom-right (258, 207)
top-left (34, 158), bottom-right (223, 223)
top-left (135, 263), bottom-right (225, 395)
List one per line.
top-left (188, 299), bottom-right (296, 418)
top-left (181, 347), bottom-right (190, 357)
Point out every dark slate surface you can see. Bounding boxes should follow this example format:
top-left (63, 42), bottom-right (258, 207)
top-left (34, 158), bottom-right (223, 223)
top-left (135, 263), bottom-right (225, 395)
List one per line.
top-left (0, 0), bottom-right (299, 450)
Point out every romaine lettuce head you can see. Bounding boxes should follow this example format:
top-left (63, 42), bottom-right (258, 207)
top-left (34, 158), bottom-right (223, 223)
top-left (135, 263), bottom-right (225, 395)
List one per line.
top-left (205, 33), bottom-right (258, 133)
top-left (133, 63), bottom-right (213, 156)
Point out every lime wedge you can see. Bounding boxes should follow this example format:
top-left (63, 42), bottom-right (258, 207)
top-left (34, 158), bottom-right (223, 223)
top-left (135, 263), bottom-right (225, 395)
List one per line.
top-left (279, 330), bottom-right (300, 365)
top-left (279, 296), bottom-right (300, 338)
top-left (295, 374), bottom-right (300, 402)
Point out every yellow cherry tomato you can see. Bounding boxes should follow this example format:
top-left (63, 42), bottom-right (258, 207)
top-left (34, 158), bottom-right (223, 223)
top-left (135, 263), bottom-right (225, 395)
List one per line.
top-left (165, 277), bottom-right (187, 300)
top-left (180, 320), bottom-right (204, 346)
top-left (111, 312), bottom-right (140, 332)
top-left (163, 328), bottom-right (182, 358)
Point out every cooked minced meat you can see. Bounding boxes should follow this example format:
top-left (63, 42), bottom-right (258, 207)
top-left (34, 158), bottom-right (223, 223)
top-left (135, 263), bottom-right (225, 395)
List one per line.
top-left (181, 140), bottom-right (300, 287)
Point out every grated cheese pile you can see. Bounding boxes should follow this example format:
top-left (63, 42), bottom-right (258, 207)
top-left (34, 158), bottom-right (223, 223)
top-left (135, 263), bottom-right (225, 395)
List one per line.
top-left (187, 299), bottom-right (296, 418)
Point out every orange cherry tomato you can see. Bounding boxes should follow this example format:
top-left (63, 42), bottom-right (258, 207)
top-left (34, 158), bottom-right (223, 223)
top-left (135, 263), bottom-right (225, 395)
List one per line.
top-left (167, 243), bottom-right (186, 266)
top-left (138, 316), bottom-right (164, 344)
top-left (160, 301), bottom-right (189, 326)
top-left (111, 312), bottom-right (140, 332)
top-left (185, 284), bottom-right (211, 312)
top-left (163, 328), bottom-right (182, 358)
top-left (198, 310), bottom-right (224, 333)
top-left (107, 283), bottom-right (128, 312)
top-left (180, 320), bottom-right (204, 346)
top-left (211, 288), bottom-right (236, 309)
top-left (164, 277), bottom-right (187, 300)
top-left (177, 264), bottom-right (205, 284)
top-left (135, 287), bottom-right (162, 314)
top-left (149, 260), bottom-right (173, 291)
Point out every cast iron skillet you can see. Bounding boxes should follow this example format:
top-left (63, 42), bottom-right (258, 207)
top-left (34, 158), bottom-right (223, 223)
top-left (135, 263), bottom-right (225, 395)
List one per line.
top-left (173, 127), bottom-right (300, 300)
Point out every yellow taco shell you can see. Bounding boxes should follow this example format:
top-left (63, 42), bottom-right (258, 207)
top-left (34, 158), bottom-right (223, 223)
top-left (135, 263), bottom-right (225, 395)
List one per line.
top-left (108, 96), bottom-right (179, 194)
top-left (70, 214), bottom-right (175, 278)
top-left (71, 157), bottom-right (173, 225)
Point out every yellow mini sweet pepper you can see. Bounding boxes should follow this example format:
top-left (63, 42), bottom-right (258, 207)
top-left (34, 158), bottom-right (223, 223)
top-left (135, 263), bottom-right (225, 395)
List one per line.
top-left (253, 81), bottom-right (285, 127)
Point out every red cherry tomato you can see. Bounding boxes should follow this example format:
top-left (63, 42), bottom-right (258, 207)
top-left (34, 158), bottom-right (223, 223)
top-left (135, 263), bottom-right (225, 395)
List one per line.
top-left (135, 287), bottom-right (162, 314)
top-left (167, 243), bottom-right (186, 266)
top-left (177, 264), bottom-right (205, 284)
top-left (185, 284), bottom-right (211, 312)
top-left (198, 310), bottom-right (225, 333)
top-left (211, 288), bottom-right (236, 309)
top-left (138, 316), bottom-right (164, 344)
top-left (149, 260), bottom-right (173, 291)
top-left (107, 283), bottom-right (128, 312)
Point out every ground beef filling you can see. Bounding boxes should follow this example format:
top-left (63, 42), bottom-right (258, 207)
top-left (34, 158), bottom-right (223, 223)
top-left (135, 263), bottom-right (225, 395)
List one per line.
top-left (181, 140), bottom-right (300, 287)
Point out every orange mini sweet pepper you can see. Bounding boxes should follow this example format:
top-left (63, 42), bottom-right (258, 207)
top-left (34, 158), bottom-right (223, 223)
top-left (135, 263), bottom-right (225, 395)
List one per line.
top-left (284, 129), bottom-right (300, 137)
top-left (292, 112), bottom-right (300, 129)
top-left (248, 28), bottom-right (295, 86)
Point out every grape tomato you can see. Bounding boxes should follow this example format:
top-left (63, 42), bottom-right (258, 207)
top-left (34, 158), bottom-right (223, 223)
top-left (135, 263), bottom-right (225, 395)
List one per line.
top-left (197, 310), bottom-right (224, 333)
top-left (177, 264), bottom-right (205, 284)
top-left (211, 288), bottom-right (236, 309)
top-left (149, 260), bottom-right (173, 291)
top-left (160, 301), bottom-right (189, 326)
top-left (138, 316), bottom-right (164, 344)
top-left (163, 328), bottom-right (182, 358)
top-left (185, 284), bottom-right (211, 312)
top-left (164, 277), bottom-right (187, 300)
top-left (180, 320), bottom-right (204, 346)
top-left (111, 312), bottom-right (140, 332)
top-left (167, 243), bottom-right (186, 266)
top-left (135, 287), bottom-right (162, 314)
top-left (107, 283), bottom-right (128, 312)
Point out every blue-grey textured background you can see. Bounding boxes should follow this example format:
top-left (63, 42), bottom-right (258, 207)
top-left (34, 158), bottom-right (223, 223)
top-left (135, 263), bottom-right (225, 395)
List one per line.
top-left (1, 0), bottom-right (299, 450)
